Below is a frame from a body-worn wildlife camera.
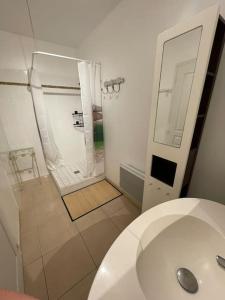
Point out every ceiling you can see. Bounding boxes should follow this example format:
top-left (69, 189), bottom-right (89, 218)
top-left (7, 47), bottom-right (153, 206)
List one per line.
top-left (0, 0), bottom-right (121, 48)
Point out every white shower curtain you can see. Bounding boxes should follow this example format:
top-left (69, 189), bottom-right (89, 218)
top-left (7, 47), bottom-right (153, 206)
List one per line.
top-left (29, 69), bottom-right (63, 170)
top-left (78, 62), bottom-right (103, 177)
top-left (89, 62), bottom-right (102, 108)
top-left (78, 62), bottom-right (95, 177)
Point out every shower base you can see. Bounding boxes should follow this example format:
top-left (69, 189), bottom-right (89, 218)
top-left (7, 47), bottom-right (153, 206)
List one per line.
top-left (50, 163), bottom-right (105, 196)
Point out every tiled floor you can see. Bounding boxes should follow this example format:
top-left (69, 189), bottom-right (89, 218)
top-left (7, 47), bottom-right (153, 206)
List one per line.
top-left (20, 176), bottom-right (140, 300)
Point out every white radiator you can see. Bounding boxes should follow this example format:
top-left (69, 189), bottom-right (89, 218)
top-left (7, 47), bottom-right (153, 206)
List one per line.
top-left (120, 163), bottom-right (144, 205)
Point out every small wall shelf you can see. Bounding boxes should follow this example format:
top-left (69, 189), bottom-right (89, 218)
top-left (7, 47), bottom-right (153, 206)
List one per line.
top-left (72, 111), bottom-right (84, 127)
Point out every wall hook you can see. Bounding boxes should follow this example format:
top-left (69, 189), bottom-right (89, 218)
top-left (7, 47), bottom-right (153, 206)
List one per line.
top-left (102, 77), bottom-right (125, 95)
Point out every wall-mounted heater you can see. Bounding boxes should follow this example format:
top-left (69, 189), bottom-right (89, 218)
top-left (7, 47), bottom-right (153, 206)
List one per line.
top-left (120, 163), bottom-right (144, 207)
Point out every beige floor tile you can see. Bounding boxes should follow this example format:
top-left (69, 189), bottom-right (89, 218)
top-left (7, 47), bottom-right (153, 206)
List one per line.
top-left (41, 176), bottom-right (61, 200)
top-left (22, 180), bottom-right (45, 203)
top-left (20, 189), bottom-right (35, 212)
top-left (21, 183), bottom-right (47, 212)
top-left (24, 258), bottom-right (48, 300)
top-left (21, 228), bottom-right (41, 266)
top-left (22, 178), bottom-right (41, 192)
top-left (60, 271), bottom-right (96, 300)
top-left (23, 176), bottom-right (60, 207)
top-left (20, 209), bottom-right (40, 234)
top-left (79, 216), bottom-right (120, 266)
top-left (21, 176), bottom-right (135, 299)
top-left (35, 198), bottom-right (66, 226)
top-left (110, 205), bottom-right (140, 231)
top-left (75, 208), bottom-right (108, 232)
top-left (20, 201), bottom-right (66, 235)
top-left (43, 235), bottom-right (95, 300)
top-left (31, 188), bottom-right (50, 207)
top-left (101, 195), bottom-right (134, 216)
top-left (38, 213), bottom-right (76, 255)
top-left (32, 184), bottom-right (59, 207)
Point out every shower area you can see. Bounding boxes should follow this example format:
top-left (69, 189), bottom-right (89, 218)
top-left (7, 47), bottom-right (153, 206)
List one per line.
top-left (30, 51), bottom-right (105, 195)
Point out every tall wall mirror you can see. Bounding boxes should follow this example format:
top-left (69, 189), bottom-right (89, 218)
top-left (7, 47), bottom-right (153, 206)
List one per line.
top-left (154, 26), bottom-right (202, 148)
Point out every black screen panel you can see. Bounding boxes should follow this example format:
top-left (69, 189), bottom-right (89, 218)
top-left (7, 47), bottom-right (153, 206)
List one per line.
top-left (151, 155), bottom-right (177, 187)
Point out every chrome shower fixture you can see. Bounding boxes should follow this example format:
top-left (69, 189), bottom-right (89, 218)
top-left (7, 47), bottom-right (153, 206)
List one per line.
top-left (103, 77), bottom-right (125, 94)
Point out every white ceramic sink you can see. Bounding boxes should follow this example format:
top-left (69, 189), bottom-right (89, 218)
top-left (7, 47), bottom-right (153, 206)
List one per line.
top-left (88, 198), bottom-right (225, 300)
top-left (137, 215), bottom-right (225, 299)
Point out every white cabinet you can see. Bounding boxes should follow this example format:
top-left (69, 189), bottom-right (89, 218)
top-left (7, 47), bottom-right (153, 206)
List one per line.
top-left (143, 5), bottom-right (225, 211)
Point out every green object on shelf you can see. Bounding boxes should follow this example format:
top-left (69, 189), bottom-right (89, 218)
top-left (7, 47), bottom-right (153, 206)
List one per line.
top-left (94, 122), bottom-right (104, 147)
top-left (95, 141), bottom-right (104, 150)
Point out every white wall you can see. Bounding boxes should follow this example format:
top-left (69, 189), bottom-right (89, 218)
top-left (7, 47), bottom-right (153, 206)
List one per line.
top-left (78, 0), bottom-right (225, 202)
top-left (0, 29), bottom-right (82, 180)
top-left (0, 118), bottom-right (20, 253)
top-left (0, 223), bottom-right (19, 291)
top-left (0, 84), bottom-right (48, 180)
top-left (0, 143), bottom-right (23, 292)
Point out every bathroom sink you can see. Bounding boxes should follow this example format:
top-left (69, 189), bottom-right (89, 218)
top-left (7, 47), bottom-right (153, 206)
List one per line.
top-left (137, 215), bottom-right (225, 299)
top-left (88, 198), bottom-right (225, 300)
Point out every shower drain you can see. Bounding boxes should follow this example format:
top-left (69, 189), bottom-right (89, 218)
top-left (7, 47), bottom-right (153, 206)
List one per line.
top-left (176, 268), bottom-right (198, 294)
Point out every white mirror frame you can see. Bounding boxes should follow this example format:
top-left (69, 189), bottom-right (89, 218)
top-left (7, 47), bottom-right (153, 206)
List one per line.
top-left (142, 5), bottom-right (220, 211)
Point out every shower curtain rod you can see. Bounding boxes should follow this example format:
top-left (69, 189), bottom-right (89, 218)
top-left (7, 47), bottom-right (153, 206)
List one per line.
top-left (31, 51), bottom-right (101, 68)
top-left (0, 81), bottom-right (80, 90)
